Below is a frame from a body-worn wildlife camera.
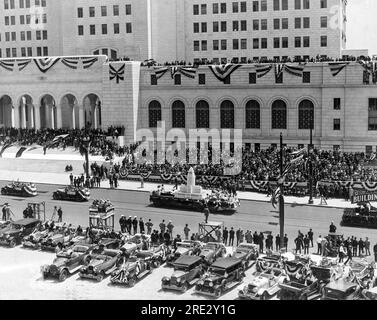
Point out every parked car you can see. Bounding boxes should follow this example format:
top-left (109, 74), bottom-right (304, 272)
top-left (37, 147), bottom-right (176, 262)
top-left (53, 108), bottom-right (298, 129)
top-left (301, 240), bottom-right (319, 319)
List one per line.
top-left (135, 244), bottom-right (170, 268)
top-left (238, 268), bottom-right (289, 300)
top-left (41, 244), bottom-right (95, 281)
top-left (195, 257), bottom-right (245, 297)
top-left (79, 249), bottom-right (120, 282)
top-left (359, 287), bottom-right (377, 300)
top-left (255, 254), bottom-right (283, 272)
top-left (166, 240), bottom-right (202, 265)
top-left (231, 243), bottom-right (259, 269)
top-left (121, 234), bottom-right (151, 254)
top-left (321, 280), bottom-right (360, 300)
top-left (110, 255), bottom-right (152, 286)
top-left (40, 228), bottom-right (76, 252)
top-left (198, 242), bottom-right (227, 265)
top-left (52, 186), bottom-right (90, 202)
top-left (23, 227), bottom-right (54, 249)
top-left (0, 218), bottom-right (40, 247)
top-left (162, 255), bottom-right (204, 292)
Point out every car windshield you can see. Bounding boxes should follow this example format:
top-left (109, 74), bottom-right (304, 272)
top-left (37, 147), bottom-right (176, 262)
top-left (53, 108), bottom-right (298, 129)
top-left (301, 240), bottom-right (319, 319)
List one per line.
top-left (209, 267), bottom-right (225, 275)
top-left (10, 224), bottom-right (22, 230)
top-left (73, 246), bottom-right (88, 253)
top-left (204, 244), bottom-right (216, 250)
top-left (174, 265), bottom-right (189, 271)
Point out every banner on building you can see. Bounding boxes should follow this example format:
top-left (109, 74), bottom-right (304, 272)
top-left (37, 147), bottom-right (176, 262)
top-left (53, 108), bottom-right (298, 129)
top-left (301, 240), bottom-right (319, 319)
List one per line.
top-left (351, 189), bottom-right (377, 204)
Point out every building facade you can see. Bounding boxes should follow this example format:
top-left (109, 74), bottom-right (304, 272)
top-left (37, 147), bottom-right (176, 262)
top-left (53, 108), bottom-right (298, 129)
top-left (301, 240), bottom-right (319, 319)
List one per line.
top-left (0, 0), bottom-right (349, 63)
top-left (0, 56), bottom-right (377, 153)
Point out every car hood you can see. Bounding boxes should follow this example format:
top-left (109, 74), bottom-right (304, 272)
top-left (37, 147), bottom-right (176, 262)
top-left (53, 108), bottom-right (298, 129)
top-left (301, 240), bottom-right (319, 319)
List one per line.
top-left (249, 276), bottom-right (269, 288)
top-left (175, 247), bottom-right (190, 255)
top-left (122, 243), bottom-right (137, 251)
top-left (171, 270), bottom-right (187, 279)
top-left (88, 258), bottom-right (106, 268)
top-left (203, 274), bottom-right (221, 282)
top-left (1, 229), bottom-right (20, 237)
top-left (51, 257), bottom-right (68, 267)
top-left (232, 251), bottom-right (247, 259)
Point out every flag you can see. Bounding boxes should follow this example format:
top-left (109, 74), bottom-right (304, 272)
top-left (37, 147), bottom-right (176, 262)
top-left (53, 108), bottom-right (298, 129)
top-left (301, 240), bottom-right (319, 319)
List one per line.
top-left (61, 57), bottom-right (80, 69)
top-left (271, 186), bottom-right (281, 209)
top-left (81, 56), bottom-right (99, 69)
top-left (0, 59), bottom-right (16, 72)
top-left (328, 62), bottom-right (349, 77)
top-left (52, 134), bottom-right (69, 142)
top-left (275, 64), bottom-right (284, 82)
top-left (15, 147), bottom-right (27, 158)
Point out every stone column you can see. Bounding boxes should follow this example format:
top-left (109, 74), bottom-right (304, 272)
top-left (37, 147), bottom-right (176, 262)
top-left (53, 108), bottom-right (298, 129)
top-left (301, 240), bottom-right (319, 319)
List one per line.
top-left (79, 105), bottom-right (84, 129)
top-left (56, 105), bottom-right (62, 129)
top-left (50, 106), bottom-right (55, 129)
top-left (12, 105), bottom-right (20, 128)
top-left (30, 105), bottom-right (35, 128)
top-left (72, 105), bottom-right (76, 129)
top-left (34, 106), bottom-right (41, 130)
top-left (93, 106), bottom-right (98, 129)
top-left (21, 104), bottom-right (27, 128)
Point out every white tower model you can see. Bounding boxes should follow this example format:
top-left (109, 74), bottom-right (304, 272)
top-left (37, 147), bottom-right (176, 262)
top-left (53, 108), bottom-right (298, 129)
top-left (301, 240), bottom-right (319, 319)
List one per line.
top-left (175, 167), bottom-right (205, 200)
top-left (186, 167), bottom-right (195, 193)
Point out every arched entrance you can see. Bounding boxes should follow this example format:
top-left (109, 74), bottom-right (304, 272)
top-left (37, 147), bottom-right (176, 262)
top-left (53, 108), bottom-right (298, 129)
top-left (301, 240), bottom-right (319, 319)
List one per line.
top-left (60, 94), bottom-right (79, 129)
top-left (18, 95), bottom-right (35, 129)
top-left (40, 94), bottom-right (57, 129)
top-left (83, 94), bottom-right (101, 129)
top-left (0, 95), bottom-right (13, 129)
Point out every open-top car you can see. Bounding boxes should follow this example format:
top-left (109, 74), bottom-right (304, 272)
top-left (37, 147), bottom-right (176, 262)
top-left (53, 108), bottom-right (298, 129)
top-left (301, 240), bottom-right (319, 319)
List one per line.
top-left (231, 243), bottom-right (259, 269)
top-left (238, 268), bottom-right (289, 300)
top-left (1, 181), bottom-right (37, 197)
top-left (41, 244), bottom-right (95, 281)
top-left (40, 226), bottom-right (76, 252)
top-left (23, 226), bottom-right (54, 249)
top-left (79, 249), bottom-right (120, 282)
top-left (195, 257), bottom-right (245, 297)
top-left (135, 244), bottom-right (170, 268)
top-left (359, 287), bottom-right (377, 300)
top-left (255, 253), bottom-right (283, 272)
top-left (321, 279), bottom-right (361, 300)
top-left (121, 234), bottom-right (151, 254)
top-left (198, 242), bottom-right (227, 265)
top-left (162, 255), bottom-right (204, 292)
top-left (342, 203), bottom-right (377, 229)
top-left (0, 218), bottom-right (40, 247)
top-left (110, 255), bottom-right (154, 286)
top-left (166, 240), bottom-right (202, 265)
top-left (53, 185), bottom-right (90, 202)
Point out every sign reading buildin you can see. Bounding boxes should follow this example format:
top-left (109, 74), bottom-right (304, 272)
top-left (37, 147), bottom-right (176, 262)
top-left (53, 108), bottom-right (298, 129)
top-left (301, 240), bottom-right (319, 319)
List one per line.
top-left (351, 190), bottom-right (377, 204)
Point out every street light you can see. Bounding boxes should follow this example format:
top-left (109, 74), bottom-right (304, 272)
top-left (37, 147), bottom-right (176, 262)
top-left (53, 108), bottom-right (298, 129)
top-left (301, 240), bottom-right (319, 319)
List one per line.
top-left (308, 112), bottom-right (314, 204)
top-left (81, 136), bottom-right (91, 179)
top-left (279, 132), bottom-right (285, 251)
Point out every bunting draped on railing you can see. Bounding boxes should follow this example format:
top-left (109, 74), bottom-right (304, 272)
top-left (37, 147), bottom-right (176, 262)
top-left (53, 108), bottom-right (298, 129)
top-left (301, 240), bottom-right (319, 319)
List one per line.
top-left (208, 64), bottom-right (241, 83)
top-left (0, 59), bottom-right (15, 72)
top-left (17, 59), bottom-right (32, 71)
top-left (255, 64), bottom-right (272, 78)
top-left (170, 66), bottom-right (197, 79)
top-left (33, 57), bottom-right (61, 73)
top-left (15, 147), bottom-right (27, 158)
top-left (328, 62), bottom-right (349, 77)
top-left (81, 56), bottom-right (99, 69)
top-left (153, 67), bottom-right (169, 79)
top-left (284, 63), bottom-right (306, 77)
top-left (0, 142), bottom-right (13, 157)
top-left (109, 64), bottom-right (125, 83)
top-left (61, 57), bottom-right (80, 70)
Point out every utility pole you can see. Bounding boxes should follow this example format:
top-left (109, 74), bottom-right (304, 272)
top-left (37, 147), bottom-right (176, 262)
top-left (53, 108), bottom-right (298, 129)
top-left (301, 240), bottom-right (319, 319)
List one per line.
top-left (308, 112), bottom-right (314, 204)
top-left (279, 132), bottom-right (285, 250)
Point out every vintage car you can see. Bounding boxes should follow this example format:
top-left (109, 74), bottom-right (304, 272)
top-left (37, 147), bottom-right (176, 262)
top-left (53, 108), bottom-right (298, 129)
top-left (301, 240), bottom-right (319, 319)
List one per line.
top-left (22, 227), bottom-right (54, 249)
top-left (110, 255), bottom-right (152, 286)
top-left (41, 244), bottom-right (95, 281)
top-left (255, 254), bottom-right (283, 272)
top-left (162, 255), bottom-right (204, 292)
top-left (0, 221), bottom-right (11, 229)
top-left (79, 249), bottom-right (120, 282)
top-left (121, 234), bottom-right (151, 254)
top-left (40, 227), bottom-right (76, 252)
top-left (135, 244), bottom-right (170, 268)
top-left (231, 243), bottom-right (259, 269)
top-left (0, 218), bottom-right (41, 247)
top-left (198, 242), bottom-right (227, 265)
top-left (359, 287), bottom-right (377, 300)
top-left (341, 204), bottom-right (377, 229)
top-left (166, 240), bottom-right (202, 265)
top-left (238, 268), bottom-right (289, 300)
top-left (52, 185), bottom-right (90, 202)
top-left (195, 257), bottom-right (245, 297)
top-left (1, 181), bottom-right (37, 197)
top-left (321, 280), bottom-right (361, 300)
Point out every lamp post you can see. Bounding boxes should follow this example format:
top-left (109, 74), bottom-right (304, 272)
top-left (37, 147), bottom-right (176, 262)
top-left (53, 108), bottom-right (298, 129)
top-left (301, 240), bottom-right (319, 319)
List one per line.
top-left (308, 112), bottom-right (314, 204)
top-left (279, 132), bottom-right (285, 250)
top-left (81, 136), bottom-right (91, 179)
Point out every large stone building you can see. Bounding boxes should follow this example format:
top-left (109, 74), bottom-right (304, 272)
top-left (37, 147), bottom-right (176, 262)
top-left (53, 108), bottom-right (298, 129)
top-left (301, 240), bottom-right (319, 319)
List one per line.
top-left (0, 55), bottom-right (377, 153)
top-left (0, 0), bottom-right (349, 62)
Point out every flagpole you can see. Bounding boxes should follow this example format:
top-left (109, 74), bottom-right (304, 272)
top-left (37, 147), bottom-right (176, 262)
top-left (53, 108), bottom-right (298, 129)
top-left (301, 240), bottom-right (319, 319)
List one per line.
top-left (308, 112), bottom-right (314, 204)
top-left (279, 132), bottom-right (285, 251)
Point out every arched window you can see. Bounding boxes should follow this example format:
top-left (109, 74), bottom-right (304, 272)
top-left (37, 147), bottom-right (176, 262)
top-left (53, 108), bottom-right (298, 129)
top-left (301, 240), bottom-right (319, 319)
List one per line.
top-left (298, 99), bottom-right (314, 129)
top-left (172, 100), bottom-right (185, 128)
top-left (148, 100), bottom-right (161, 128)
top-left (220, 100), bottom-right (234, 128)
top-left (245, 100), bottom-right (260, 129)
top-left (196, 100), bottom-right (209, 128)
top-left (271, 100), bottom-right (287, 129)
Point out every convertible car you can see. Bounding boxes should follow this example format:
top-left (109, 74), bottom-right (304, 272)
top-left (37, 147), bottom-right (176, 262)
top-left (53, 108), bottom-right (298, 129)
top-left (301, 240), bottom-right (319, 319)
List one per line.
top-left (0, 218), bottom-right (41, 247)
top-left (23, 227), bottom-right (54, 249)
top-left (41, 244), bottom-right (94, 281)
top-left (1, 182), bottom-right (37, 197)
top-left (231, 243), bottom-right (259, 269)
top-left (40, 227), bottom-right (76, 252)
top-left (110, 255), bottom-right (152, 286)
top-left (166, 240), bottom-right (202, 265)
top-left (79, 249), bottom-right (120, 282)
top-left (53, 186), bottom-right (90, 202)
top-left (321, 279), bottom-right (361, 300)
top-left (198, 242), bottom-right (227, 265)
top-left (135, 244), bottom-right (170, 268)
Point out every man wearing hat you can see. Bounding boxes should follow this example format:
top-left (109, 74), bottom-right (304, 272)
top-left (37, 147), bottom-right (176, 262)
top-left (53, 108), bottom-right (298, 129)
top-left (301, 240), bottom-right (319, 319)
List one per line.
top-left (132, 216), bottom-right (138, 234)
top-left (119, 215), bottom-right (126, 233)
top-left (167, 220), bottom-right (174, 238)
top-left (2, 203), bottom-right (8, 221)
top-left (203, 206), bottom-right (210, 224)
top-left (126, 216), bottom-right (132, 234)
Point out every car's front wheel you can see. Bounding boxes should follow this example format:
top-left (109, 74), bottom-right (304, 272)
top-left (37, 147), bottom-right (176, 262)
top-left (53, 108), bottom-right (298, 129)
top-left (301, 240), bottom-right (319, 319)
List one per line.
top-left (260, 291), bottom-right (269, 300)
top-left (9, 239), bottom-right (16, 248)
top-left (181, 282), bottom-right (189, 292)
top-left (128, 275), bottom-right (137, 287)
top-left (97, 271), bottom-right (105, 282)
top-left (59, 269), bottom-right (68, 282)
top-left (214, 288), bottom-right (222, 298)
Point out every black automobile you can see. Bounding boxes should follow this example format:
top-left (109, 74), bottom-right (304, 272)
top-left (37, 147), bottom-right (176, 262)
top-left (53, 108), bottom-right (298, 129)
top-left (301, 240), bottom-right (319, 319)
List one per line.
top-left (0, 218), bottom-right (41, 247)
top-left (53, 186), bottom-right (90, 202)
top-left (1, 182), bottom-right (37, 197)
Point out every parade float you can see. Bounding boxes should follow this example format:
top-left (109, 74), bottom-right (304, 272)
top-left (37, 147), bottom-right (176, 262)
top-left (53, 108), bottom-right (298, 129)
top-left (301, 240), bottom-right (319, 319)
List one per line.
top-left (149, 167), bottom-right (240, 214)
top-left (1, 181), bottom-right (37, 197)
top-left (89, 199), bottom-right (115, 231)
top-left (53, 185), bottom-right (90, 202)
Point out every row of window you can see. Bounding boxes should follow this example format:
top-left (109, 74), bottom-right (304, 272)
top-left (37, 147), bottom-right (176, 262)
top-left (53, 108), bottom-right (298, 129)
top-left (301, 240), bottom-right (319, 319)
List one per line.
top-left (193, 17), bottom-right (328, 33)
top-left (78, 23), bottom-right (132, 36)
top-left (77, 5), bottom-right (131, 18)
top-left (4, 14), bottom-right (47, 26)
top-left (193, 36), bottom-right (327, 51)
top-left (193, 0), bottom-right (326, 15)
top-left (0, 30), bottom-right (47, 42)
top-left (148, 99), bottom-right (321, 129)
top-left (0, 46), bottom-right (48, 58)
top-left (4, 0), bottom-right (46, 9)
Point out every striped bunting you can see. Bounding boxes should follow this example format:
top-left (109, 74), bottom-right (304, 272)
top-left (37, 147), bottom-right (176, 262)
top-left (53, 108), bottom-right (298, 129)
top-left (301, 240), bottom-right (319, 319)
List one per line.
top-left (170, 66), bottom-right (197, 79)
top-left (153, 67), bottom-right (169, 79)
top-left (81, 56), bottom-right (98, 69)
top-left (15, 147), bottom-right (27, 158)
top-left (255, 64), bottom-right (272, 78)
top-left (250, 180), bottom-right (268, 191)
top-left (17, 59), bottom-right (32, 71)
top-left (0, 59), bottom-right (15, 72)
top-left (109, 64), bottom-right (125, 83)
top-left (61, 57), bottom-right (80, 69)
top-left (208, 64), bottom-right (241, 83)
top-left (33, 57), bottom-right (60, 73)
top-left (160, 173), bottom-right (173, 182)
top-left (0, 141), bottom-right (13, 157)
top-left (361, 181), bottom-right (377, 192)
top-left (328, 62), bottom-right (349, 77)
top-left (119, 168), bottom-right (128, 179)
top-left (284, 63), bottom-right (306, 77)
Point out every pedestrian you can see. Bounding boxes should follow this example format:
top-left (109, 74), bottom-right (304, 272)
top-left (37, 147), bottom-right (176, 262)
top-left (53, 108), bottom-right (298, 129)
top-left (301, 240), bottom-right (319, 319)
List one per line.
top-left (239, 230), bottom-right (244, 244)
top-left (283, 234), bottom-right (288, 250)
top-left (321, 237), bottom-right (328, 256)
top-left (167, 220), bottom-right (174, 238)
top-left (358, 238), bottom-right (364, 256)
top-left (259, 232), bottom-right (264, 253)
top-left (69, 173), bottom-right (73, 185)
top-left (159, 220), bottom-right (166, 234)
top-left (344, 245), bottom-right (353, 265)
top-left (2, 203), bottom-right (8, 221)
top-left (352, 237), bottom-right (358, 257)
top-left (140, 176), bottom-right (144, 188)
top-left (236, 228), bottom-right (241, 246)
top-left (132, 216), bottom-right (138, 234)
top-left (57, 207), bottom-right (63, 223)
top-left (229, 227), bottom-right (235, 246)
top-left (275, 234), bottom-right (280, 251)
top-left (119, 215), bottom-right (126, 233)
top-left (365, 237), bottom-right (371, 256)
top-left (163, 230), bottom-right (170, 246)
top-left (316, 235), bottom-right (323, 255)
top-left (374, 243), bottom-right (377, 262)
top-left (253, 231), bottom-right (259, 245)
top-left (145, 219), bottom-right (153, 235)
top-left (338, 243), bottom-right (346, 263)
top-left (223, 227), bottom-right (228, 245)
top-left (308, 228), bottom-right (314, 247)
top-left (295, 236), bottom-right (303, 254)
top-left (139, 218), bottom-right (145, 234)
top-left (184, 224), bottom-right (190, 240)
top-left (126, 216), bottom-right (132, 233)
top-left (215, 228), bottom-right (222, 242)
top-left (203, 206), bottom-right (210, 223)
top-left (329, 221), bottom-right (337, 233)
top-left (303, 235), bottom-right (310, 254)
